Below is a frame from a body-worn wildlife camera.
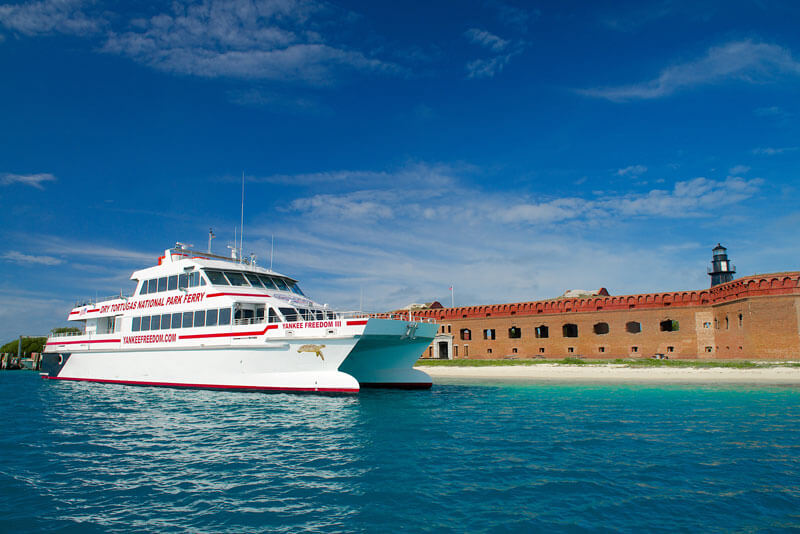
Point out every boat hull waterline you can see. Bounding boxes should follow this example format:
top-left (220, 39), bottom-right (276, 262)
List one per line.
top-left (43, 319), bottom-right (437, 394)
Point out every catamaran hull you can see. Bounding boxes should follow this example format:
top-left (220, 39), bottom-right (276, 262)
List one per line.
top-left (42, 319), bottom-right (437, 393)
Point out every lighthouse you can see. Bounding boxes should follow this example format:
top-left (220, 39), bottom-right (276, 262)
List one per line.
top-left (708, 243), bottom-right (736, 287)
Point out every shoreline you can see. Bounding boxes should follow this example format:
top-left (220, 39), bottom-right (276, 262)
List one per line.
top-left (416, 364), bottom-right (800, 384)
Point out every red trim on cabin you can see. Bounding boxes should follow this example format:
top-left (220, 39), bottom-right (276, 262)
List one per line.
top-left (88, 308), bottom-right (100, 313)
top-left (69, 311), bottom-right (80, 315)
top-left (41, 375), bottom-right (359, 394)
top-left (346, 320), bottom-right (368, 326)
top-left (178, 324), bottom-right (279, 340)
top-left (207, 292), bottom-right (271, 298)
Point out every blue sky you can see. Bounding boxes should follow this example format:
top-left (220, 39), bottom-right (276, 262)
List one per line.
top-left (1, 0), bottom-right (799, 340)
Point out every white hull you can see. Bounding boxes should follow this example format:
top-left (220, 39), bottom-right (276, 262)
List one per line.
top-left (43, 319), bottom-right (437, 393)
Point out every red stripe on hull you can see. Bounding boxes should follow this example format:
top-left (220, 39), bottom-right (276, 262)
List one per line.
top-left (346, 320), bottom-right (368, 326)
top-left (359, 382), bottom-right (432, 390)
top-left (207, 292), bottom-right (271, 298)
top-left (42, 375), bottom-right (359, 394)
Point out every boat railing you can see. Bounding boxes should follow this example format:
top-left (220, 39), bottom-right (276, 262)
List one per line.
top-left (230, 311), bottom-right (436, 326)
top-left (74, 292), bottom-right (134, 307)
top-left (340, 310), bottom-right (438, 324)
top-left (48, 330), bottom-right (86, 340)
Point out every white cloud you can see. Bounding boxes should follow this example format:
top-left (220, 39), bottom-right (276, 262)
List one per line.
top-left (493, 176), bottom-right (762, 224)
top-left (27, 235), bottom-right (154, 263)
top-left (464, 28), bottom-right (509, 52)
top-left (1, 250), bottom-right (62, 265)
top-left (728, 165), bottom-right (750, 175)
top-left (754, 106), bottom-right (784, 117)
top-left (752, 146), bottom-right (798, 155)
top-left (463, 25), bottom-right (525, 79)
top-left (466, 52), bottom-right (517, 79)
top-left (616, 164), bottom-right (647, 177)
top-left (245, 161), bottom-right (459, 188)
top-left (1, 172), bottom-right (56, 189)
top-left (0, 0), bottom-right (103, 35)
top-left (100, 0), bottom-right (397, 84)
top-left (1, 0), bottom-right (398, 85)
top-left (241, 167), bottom-right (765, 312)
top-left (290, 190), bottom-right (397, 220)
top-left (0, 291), bottom-right (74, 339)
top-left (581, 40), bottom-right (800, 101)
top-left (252, 166), bottom-right (763, 296)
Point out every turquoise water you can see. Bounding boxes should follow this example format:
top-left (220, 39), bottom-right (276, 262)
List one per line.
top-left (2, 372), bottom-right (800, 533)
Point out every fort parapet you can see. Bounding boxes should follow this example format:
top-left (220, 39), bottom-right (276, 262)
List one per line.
top-left (406, 272), bottom-right (800, 360)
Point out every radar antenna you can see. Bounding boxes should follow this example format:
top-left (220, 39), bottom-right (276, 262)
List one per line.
top-left (207, 228), bottom-right (216, 253)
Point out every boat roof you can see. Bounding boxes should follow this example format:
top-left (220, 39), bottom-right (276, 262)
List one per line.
top-left (130, 247), bottom-right (298, 282)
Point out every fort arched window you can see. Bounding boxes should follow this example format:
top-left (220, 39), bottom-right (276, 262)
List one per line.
top-left (460, 328), bottom-right (471, 341)
top-left (626, 321), bottom-right (641, 334)
top-left (483, 329), bottom-right (496, 340)
top-left (660, 319), bottom-right (679, 332)
top-left (562, 323), bottom-right (578, 338)
top-left (535, 325), bottom-right (549, 339)
top-left (508, 326), bottom-right (521, 339)
top-left (725, 316), bottom-right (729, 329)
top-left (738, 313), bottom-right (743, 327)
top-left (593, 322), bottom-right (609, 335)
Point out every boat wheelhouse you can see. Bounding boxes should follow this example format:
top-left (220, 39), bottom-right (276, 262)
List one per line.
top-left (42, 245), bottom-right (437, 393)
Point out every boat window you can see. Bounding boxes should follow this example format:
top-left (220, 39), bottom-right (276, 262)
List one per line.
top-left (224, 271), bottom-right (249, 287)
top-left (141, 316), bottom-right (151, 331)
top-left (268, 307), bottom-right (280, 323)
top-left (257, 275), bottom-right (278, 289)
top-left (168, 275), bottom-right (178, 291)
top-left (326, 311), bottom-right (336, 320)
top-left (179, 273), bottom-right (189, 289)
top-left (206, 309), bottom-right (218, 327)
top-left (256, 306), bottom-right (265, 321)
top-left (272, 277), bottom-right (289, 291)
top-left (151, 315), bottom-right (161, 330)
top-left (194, 310), bottom-right (205, 328)
top-left (204, 270), bottom-right (229, 285)
top-left (314, 310), bottom-right (324, 320)
top-left (188, 271), bottom-right (200, 287)
top-left (219, 308), bottom-right (231, 325)
top-left (244, 273), bottom-right (264, 288)
top-left (279, 307), bottom-right (299, 322)
top-left (161, 313), bottom-right (170, 330)
top-left (145, 279), bottom-right (156, 294)
top-left (183, 311), bottom-right (193, 327)
top-left (236, 309), bottom-right (254, 321)
top-left (158, 277), bottom-right (168, 292)
top-left (171, 313), bottom-right (182, 329)
top-left (288, 282), bottom-right (305, 296)
top-left (132, 316), bottom-right (141, 331)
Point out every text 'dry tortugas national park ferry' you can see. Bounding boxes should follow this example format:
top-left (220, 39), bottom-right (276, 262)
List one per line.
top-left (41, 245), bottom-right (437, 393)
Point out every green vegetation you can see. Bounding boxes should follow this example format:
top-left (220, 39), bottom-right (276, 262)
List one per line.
top-left (51, 326), bottom-right (82, 335)
top-left (416, 358), bottom-right (799, 369)
top-left (0, 337), bottom-right (46, 356)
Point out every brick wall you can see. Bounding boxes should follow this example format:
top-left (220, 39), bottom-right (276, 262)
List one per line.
top-left (407, 272), bottom-right (800, 360)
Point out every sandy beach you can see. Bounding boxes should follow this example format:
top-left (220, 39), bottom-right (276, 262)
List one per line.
top-left (416, 364), bottom-right (800, 384)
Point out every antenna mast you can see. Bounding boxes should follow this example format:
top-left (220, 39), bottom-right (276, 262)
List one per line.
top-left (207, 228), bottom-right (215, 253)
top-left (240, 171), bottom-right (245, 262)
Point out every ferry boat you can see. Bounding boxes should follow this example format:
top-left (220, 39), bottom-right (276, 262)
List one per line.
top-left (41, 245), bottom-right (437, 393)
